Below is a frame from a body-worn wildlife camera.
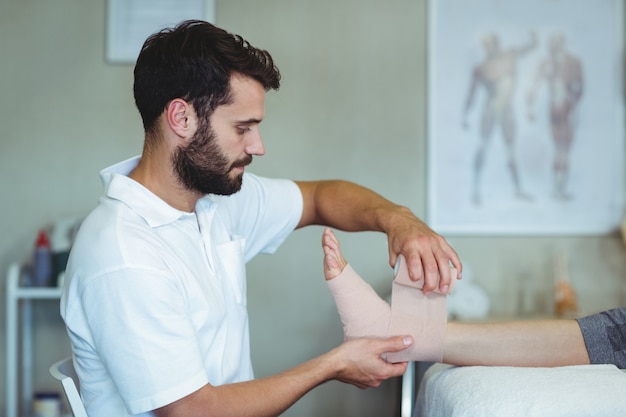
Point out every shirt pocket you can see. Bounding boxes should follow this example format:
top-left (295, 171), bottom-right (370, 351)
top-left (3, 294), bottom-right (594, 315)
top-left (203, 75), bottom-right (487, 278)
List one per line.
top-left (216, 237), bottom-right (247, 306)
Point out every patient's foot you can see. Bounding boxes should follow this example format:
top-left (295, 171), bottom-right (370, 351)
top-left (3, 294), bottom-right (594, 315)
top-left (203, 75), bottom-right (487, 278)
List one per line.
top-left (322, 227), bottom-right (348, 280)
top-left (322, 228), bottom-right (391, 340)
top-left (322, 228), bottom-right (448, 363)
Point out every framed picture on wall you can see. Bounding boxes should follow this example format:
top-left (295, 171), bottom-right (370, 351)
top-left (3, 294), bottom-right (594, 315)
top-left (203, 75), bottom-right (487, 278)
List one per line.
top-left (427, 0), bottom-right (625, 235)
top-left (106, 0), bottom-right (216, 64)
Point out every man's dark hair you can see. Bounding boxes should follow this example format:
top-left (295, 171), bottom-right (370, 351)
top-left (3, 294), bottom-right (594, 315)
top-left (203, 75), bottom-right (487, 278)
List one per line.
top-left (133, 20), bottom-right (281, 135)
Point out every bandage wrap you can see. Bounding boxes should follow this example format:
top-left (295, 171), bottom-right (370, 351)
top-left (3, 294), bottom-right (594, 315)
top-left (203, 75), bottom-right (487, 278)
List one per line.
top-left (385, 255), bottom-right (447, 363)
top-left (327, 256), bottom-right (453, 363)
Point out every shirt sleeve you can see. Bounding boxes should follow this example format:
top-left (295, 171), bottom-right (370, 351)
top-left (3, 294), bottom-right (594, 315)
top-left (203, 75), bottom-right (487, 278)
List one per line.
top-left (216, 173), bottom-right (303, 262)
top-left (576, 307), bottom-right (626, 369)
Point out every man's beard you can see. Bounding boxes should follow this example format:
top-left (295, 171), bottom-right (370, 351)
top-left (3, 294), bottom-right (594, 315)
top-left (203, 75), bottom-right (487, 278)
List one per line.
top-left (172, 120), bottom-right (252, 196)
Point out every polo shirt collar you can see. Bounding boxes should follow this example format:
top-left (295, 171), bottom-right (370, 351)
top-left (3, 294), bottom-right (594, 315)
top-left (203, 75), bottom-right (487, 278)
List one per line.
top-left (100, 156), bottom-right (205, 228)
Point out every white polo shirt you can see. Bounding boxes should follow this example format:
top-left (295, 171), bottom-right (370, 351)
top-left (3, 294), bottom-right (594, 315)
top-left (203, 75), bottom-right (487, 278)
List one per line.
top-left (61, 156), bottom-right (302, 417)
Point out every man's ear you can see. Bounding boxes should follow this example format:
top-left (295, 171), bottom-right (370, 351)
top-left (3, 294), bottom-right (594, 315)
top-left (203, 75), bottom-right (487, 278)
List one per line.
top-left (166, 99), bottom-right (195, 141)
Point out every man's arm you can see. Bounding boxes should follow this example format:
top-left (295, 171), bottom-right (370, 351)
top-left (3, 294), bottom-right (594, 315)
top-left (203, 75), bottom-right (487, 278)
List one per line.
top-left (154, 336), bottom-right (412, 417)
top-left (443, 320), bottom-right (590, 367)
top-left (296, 180), bottom-right (462, 293)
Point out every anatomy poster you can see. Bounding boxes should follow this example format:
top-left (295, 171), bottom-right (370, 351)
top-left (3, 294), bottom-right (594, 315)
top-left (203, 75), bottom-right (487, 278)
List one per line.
top-left (427, 0), bottom-right (624, 234)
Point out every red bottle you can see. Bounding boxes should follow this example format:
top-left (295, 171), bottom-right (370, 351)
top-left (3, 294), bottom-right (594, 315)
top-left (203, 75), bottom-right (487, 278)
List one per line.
top-left (33, 229), bottom-right (52, 287)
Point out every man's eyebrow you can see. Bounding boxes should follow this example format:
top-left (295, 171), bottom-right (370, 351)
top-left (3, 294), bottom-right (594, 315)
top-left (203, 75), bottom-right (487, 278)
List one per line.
top-left (235, 118), bottom-right (263, 124)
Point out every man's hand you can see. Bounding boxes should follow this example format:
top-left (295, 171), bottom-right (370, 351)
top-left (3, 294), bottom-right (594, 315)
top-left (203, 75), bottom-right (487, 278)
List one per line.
top-left (385, 207), bottom-right (462, 293)
top-left (331, 336), bottom-right (412, 389)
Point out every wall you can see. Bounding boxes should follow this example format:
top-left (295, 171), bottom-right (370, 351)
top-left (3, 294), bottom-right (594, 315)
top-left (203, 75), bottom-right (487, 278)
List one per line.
top-left (0, 1), bottom-right (624, 416)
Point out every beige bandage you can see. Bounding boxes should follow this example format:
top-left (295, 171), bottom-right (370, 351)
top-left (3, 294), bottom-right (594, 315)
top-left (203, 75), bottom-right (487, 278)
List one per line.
top-left (326, 264), bottom-right (391, 340)
top-left (327, 257), bottom-right (454, 363)
top-left (384, 255), bottom-right (449, 363)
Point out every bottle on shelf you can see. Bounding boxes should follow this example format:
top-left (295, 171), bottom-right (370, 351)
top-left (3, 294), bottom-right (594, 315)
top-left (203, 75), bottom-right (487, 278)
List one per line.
top-left (33, 229), bottom-right (53, 287)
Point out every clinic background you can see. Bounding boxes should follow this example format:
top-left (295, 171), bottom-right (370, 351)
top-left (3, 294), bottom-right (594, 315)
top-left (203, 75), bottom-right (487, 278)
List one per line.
top-left (1, 1), bottom-right (625, 416)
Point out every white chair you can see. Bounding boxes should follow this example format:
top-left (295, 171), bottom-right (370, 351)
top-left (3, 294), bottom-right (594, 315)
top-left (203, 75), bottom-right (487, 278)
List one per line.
top-left (49, 357), bottom-right (88, 417)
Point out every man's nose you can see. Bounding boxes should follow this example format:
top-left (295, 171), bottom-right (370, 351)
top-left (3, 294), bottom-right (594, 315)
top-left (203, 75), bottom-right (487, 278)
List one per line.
top-left (245, 128), bottom-right (265, 156)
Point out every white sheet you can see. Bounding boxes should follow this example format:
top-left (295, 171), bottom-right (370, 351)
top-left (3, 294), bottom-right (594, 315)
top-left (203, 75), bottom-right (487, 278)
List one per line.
top-left (415, 363), bottom-right (626, 417)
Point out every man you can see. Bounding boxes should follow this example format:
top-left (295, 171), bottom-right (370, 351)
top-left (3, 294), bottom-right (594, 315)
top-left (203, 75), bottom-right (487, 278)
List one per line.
top-left (463, 32), bottom-right (536, 205)
top-left (527, 33), bottom-right (584, 201)
top-left (61, 20), bottom-right (461, 417)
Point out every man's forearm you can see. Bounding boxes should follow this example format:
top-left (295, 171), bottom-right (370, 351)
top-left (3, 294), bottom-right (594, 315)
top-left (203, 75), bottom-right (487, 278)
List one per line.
top-left (155, 352), bottom-right (329, 417)
top-left (155, 337), bottom-right (410, 417)
top-left (296, 179), bottom-right (402, 231)
top-left (443, 321), bottom-right (590, 367)
top-left (155, 351), bottom-right (338, 417)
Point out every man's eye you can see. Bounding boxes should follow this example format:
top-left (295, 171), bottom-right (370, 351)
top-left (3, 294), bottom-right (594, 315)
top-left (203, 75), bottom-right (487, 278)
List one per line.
top-left (237, 126), bottom-right (252, 134)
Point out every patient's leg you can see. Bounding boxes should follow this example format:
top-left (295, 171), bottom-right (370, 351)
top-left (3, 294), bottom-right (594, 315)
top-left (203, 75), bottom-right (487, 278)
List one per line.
top-left (323, 228), bottom-right (391, 340)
